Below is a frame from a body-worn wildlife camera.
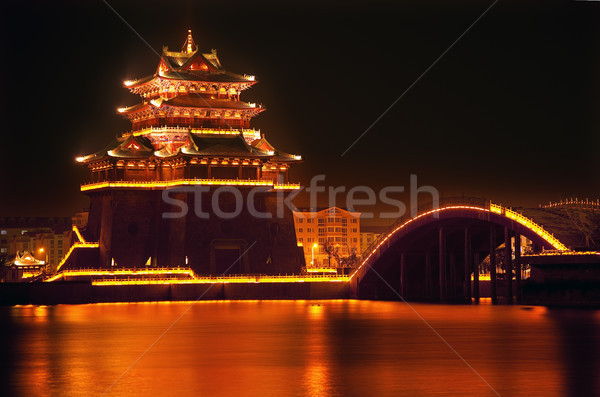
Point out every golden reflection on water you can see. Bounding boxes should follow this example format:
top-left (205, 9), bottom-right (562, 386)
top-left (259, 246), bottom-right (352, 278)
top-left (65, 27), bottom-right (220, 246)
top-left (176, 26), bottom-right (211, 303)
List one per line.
top-left (2, 301), bottom-right (599, 396)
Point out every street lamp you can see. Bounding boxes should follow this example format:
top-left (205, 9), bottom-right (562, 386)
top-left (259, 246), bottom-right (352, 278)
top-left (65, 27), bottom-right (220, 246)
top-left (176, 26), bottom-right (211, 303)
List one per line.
top-left (311, 243), bottom-right (318, 266)
top-left (38, 247), bottom-right (46, 261)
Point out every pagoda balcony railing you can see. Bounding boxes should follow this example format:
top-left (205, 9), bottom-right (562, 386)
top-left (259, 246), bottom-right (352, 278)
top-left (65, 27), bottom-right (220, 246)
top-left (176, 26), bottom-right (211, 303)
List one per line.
top-left (125, 126), bottom-right (260, 136)
top-left (81, 178), bottom-right (301, 191)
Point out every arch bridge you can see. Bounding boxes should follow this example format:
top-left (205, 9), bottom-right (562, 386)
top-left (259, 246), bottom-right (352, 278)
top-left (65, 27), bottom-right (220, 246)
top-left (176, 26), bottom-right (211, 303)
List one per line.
top-left (349, 197), bottom-right (568, 304)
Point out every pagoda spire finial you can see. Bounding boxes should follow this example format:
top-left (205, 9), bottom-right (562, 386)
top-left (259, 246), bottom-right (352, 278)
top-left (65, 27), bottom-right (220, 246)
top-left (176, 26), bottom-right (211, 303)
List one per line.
top-left (183, 29), bottom-right (196, 54)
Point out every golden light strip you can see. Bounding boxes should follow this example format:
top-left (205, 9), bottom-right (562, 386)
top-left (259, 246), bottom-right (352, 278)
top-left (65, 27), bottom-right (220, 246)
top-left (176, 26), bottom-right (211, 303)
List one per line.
top-left (81, 179), bottom-right (301, 191)
top-left (92, 275), bottom-right (349, 286)
top-left (57, 268), bottom-right (196, 278)
top-left (489, 204), bottom-right (567, 251)
top-left (522, 251), bottom-right (600, 256)
top-left (52, 243), bottom-right (100, 275)
top-left (72, 225), bottom-right (86, 243)
top-left (349, 204), bottom-right (569, 281)
top-left (82, 179), bottom-right (270, 191)
top-left (305, 268), bottom-right (338, 274)
top-left (273, 184), bottom-right (301, 190)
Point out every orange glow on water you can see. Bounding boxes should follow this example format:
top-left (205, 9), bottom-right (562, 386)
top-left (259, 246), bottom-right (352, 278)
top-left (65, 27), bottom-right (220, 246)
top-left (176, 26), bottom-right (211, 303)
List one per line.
top-left (5, 301), bottom-right (593, 396)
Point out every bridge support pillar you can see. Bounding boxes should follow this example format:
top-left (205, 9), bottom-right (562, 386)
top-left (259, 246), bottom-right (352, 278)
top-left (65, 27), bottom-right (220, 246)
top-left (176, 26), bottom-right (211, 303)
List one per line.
top-left (473, 252), bottom-right (480, 303)
top-left (490, 225), bottom-right (497, 305)
top-left (400, 252), bottom-right (407, 298)
top-left (504, 226), bottom-right (513, 304)
top-left (464, 227), bottom-right (472, 303)
top-left (449, 254), bottom-right (456, 299)
top-left (438, 226), bottom-right (446, 302)
top-left (425, 252), bottom-right (432, 299)
top-left (515, 233), bottom-right (521, 304)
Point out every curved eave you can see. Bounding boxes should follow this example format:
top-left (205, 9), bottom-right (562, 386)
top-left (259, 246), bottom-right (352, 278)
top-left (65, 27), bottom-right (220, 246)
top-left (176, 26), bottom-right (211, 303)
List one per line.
top-left (106, 150), bottom-right (154, 159)
top-left (270, 152), bottom-right (303, 163)
top-left (117, 101), bottom-right (265, 118)
top-left (125, 73), bottom-right (257, 90)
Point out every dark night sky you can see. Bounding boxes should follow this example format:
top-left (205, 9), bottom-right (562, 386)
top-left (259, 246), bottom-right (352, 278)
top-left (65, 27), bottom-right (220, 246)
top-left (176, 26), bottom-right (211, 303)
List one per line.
top-left (1, 0), bottom-right (599, 217)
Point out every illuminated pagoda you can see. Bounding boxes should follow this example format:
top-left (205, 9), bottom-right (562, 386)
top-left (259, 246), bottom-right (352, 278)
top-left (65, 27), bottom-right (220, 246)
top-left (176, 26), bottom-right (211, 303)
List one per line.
top-left (73, 30), bottom-right (304, 275)
top-left (2, 251), bottom-right (46, 282)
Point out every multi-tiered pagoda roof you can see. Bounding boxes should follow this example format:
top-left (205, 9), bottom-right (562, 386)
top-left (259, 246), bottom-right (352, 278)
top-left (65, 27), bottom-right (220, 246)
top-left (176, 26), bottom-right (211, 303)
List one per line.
top-left (78, 30), bottom-right (301, 191)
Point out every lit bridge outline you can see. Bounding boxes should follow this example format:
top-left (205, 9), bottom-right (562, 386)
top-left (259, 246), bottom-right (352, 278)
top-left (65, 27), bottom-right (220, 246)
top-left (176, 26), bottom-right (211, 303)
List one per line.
top-left (348, 197), bottom-right (571, 303)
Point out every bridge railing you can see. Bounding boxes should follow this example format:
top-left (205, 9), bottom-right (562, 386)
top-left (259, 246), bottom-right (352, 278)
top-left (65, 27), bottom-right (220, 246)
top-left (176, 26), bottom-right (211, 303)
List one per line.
top-left (359, 196), bottom-right (568, 262)
top-left (360, 196), bottom-right (490, 259)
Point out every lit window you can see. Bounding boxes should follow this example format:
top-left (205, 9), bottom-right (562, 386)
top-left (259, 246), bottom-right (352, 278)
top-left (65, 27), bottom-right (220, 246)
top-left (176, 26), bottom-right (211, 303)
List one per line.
top-left (0, 230), bottom-right (6, 235)
top-left (0, 248), bottom-right (6, 253)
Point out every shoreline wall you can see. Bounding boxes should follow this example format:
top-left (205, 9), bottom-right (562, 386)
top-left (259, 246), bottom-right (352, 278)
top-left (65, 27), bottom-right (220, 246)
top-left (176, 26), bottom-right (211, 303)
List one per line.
top-left (0, 281), bottom-right (350, 305)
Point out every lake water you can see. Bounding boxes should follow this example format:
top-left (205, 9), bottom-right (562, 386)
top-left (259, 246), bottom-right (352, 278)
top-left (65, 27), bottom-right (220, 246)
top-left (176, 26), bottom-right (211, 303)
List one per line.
top-left (0, 300), bottom-right (598, 396)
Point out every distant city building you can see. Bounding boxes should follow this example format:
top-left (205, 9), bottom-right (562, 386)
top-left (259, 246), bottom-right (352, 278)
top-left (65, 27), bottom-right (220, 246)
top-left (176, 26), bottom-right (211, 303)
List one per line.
top-left (293, 207), bottom-right (361, 271)
top-left (0, 217), bottom-right (72, 268)
top-left (359, 225), bottom-right (388, 254)
top-left (72, 211), bottom-right (89, 229)
top-left (9, 230), bottom-right (72, 273)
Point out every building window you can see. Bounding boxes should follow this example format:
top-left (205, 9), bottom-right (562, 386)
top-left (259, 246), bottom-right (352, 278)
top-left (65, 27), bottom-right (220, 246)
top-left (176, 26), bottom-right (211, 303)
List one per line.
top-left (318, 219), bottom-right (324, 226)
top-left (352, 219), bottom-right (357, 223)
top-left (307, 218), bottom-right (314, 223)
top-left (299, 238), bottom-right (303, 243)
top-left (0, 230), bottom-right (6, 235)
top-left (58, 240), bottom-right (63, 246)
top-left (318, 228), bottom-right (325, 235)
top-left (0, 239), bottom-right (6, 244)
top-left (318, 237), bottom-right (325, 244)
top-left (307, 238), bottom-right (313, 243)
top-left (307, 228), bottom-right (313, 233)
top-left (328, 227), bottom-right (334, 233)
top-left (297, 218), bottom-right (303, 223)
top-left (352, 228), bottom-right (357, 233)
top-left (298, 228), bottom-right (303, 233)
top-left (0, 248), bottom-right (6, 253)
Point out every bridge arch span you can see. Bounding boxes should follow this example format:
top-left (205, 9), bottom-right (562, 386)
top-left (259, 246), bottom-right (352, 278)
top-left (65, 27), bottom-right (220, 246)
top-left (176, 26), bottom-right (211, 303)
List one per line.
top-left (350, 200), bottom-right (567, 302)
